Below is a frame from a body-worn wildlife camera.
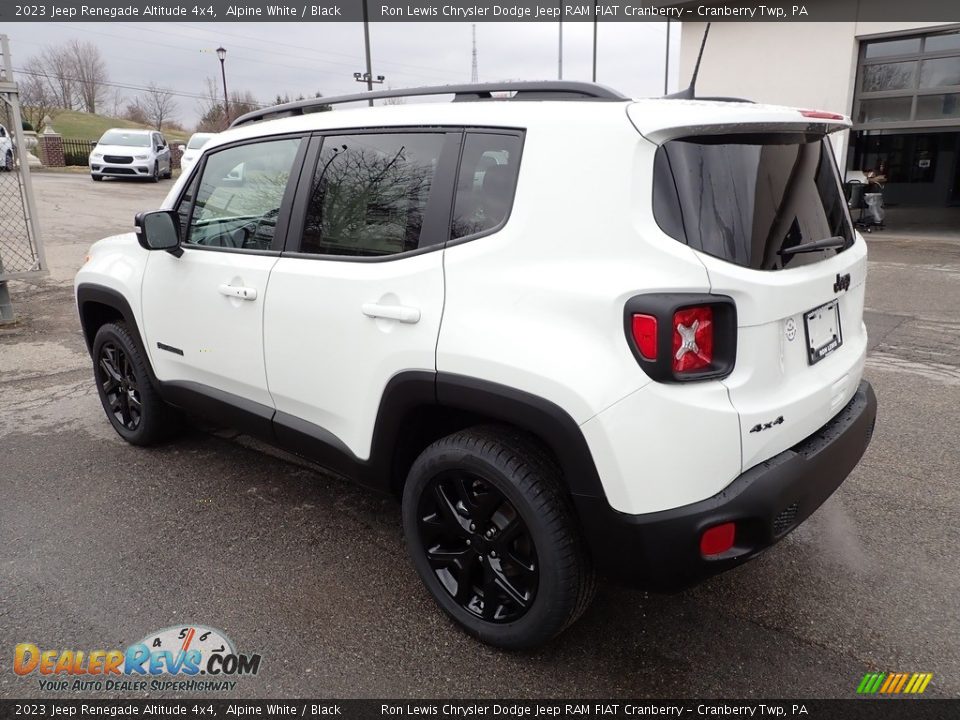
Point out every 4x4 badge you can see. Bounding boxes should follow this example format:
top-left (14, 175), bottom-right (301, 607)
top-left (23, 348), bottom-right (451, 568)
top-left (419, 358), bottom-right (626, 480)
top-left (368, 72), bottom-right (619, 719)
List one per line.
top-left (750, 416), bottom-right (784, 433)
top-left (834, 273), bottom-right (851, 293)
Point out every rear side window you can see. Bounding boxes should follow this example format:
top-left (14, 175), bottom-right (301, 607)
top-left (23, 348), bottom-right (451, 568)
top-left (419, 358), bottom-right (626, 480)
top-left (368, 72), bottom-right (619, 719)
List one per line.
top-left (300, 133), bottom-right (445, 257)
top-left (653, 135), bottom-right (853, 270)
top-left (451, 133), bottom-right (522, 240)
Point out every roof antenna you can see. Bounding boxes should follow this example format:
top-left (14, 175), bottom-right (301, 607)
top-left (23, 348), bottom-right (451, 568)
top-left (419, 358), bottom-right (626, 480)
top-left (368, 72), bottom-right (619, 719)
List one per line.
top-left (667, 22), bottom-right (710, 99)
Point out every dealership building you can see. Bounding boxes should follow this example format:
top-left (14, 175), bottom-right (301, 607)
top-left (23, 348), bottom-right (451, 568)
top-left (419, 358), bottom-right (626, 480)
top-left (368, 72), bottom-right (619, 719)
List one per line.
top-left (676, 14), bottom-right (960, 213)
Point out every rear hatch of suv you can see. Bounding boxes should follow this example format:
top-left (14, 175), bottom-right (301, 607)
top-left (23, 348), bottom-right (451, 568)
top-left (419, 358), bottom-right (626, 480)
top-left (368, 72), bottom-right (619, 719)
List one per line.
top-left (629, 101), bottom-right (868, 473)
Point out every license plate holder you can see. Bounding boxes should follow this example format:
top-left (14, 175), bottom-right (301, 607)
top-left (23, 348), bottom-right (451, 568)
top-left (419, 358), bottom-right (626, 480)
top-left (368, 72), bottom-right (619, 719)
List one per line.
top-left (804, 299), bottom-right (843, 365)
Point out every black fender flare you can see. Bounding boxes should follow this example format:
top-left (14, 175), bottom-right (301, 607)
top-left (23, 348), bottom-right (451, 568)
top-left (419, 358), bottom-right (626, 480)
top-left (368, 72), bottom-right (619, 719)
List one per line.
top-left (433, 373), bottom-right (606, 500)
top-left (76, 283), bottom-right (160, 390)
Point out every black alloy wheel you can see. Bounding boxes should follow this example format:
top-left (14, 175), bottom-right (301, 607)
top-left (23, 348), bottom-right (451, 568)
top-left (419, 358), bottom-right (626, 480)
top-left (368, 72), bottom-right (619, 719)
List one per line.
top-left (96, 341), bottom-right (142, 431)
top-left (417, 470), bottom-right (539, 623)
top-left (91, 321), bottom-right (178, 445)
top-left (403, 426), bottom-right (596, 648)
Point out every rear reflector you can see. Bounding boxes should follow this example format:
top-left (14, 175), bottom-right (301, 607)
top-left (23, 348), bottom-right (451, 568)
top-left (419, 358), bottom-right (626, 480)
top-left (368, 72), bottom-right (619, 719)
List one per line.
top-left (800, 109), bottom-right (846, 120)
top-left (700, 522), bottom-right (736, 556)
top-left (631, 314), bottom-right (658, 360)
top-left (672, 306), bottom-right (714, 373)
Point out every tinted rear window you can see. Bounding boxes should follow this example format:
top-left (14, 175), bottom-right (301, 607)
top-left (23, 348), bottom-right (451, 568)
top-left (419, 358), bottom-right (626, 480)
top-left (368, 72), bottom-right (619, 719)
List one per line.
top-left (653, 135), bottom-right (853, 270)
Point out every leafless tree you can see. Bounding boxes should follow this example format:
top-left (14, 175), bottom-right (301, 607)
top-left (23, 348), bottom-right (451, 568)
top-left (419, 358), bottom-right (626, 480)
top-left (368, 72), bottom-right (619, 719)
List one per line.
top-left (138, 83), bottom-right (178, 130)
top-left (35, 46), bottom-right (76, 110)
top-left (17, 62), bottom-right (57, 130)
top-left (382, 87), bottom-right (406, 105)
top-left (122, 101), bottom-right (149, 126)
top-left (107, 88), bottom-right (126, 119)
top-left (67, 40), bottom-right (108, 114)
top-left (196, 77), bottom-right (259, 131)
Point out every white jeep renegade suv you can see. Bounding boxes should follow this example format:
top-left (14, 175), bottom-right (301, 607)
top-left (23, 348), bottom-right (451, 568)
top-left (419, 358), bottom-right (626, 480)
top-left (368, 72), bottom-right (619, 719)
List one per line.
top-left (75, 82), bottom-right (877, 649)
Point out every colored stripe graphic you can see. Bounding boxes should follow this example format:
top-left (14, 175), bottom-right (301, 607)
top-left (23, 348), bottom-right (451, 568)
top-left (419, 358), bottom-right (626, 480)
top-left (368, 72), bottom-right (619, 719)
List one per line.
top-left (857, 672), bottom-right (932, 694)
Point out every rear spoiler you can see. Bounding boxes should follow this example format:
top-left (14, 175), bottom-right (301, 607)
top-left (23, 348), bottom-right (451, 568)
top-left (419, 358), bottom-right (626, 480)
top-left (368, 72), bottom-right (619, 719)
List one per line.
top-left (627, 102), bottom-right (851, 144)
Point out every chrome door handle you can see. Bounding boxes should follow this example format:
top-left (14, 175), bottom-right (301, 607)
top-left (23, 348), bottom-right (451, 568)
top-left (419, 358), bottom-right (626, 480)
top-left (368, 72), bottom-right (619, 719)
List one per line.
top-left (218, 284), bottom-right (257, 301)
top-left (361, 303), bottom-right (420, 324)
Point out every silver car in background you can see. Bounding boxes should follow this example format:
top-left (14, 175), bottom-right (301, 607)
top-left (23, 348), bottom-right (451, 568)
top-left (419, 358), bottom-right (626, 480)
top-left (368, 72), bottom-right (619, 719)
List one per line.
top-left (178, 133), bottom-right (217, 174)
top-left (89, 129), bottom-right (172, 182)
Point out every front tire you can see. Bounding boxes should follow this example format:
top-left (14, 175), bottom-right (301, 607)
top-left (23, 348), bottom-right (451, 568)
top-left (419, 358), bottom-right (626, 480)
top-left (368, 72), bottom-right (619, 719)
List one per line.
top-left (3, 150), bottom-right (12, 171)
top-left (91, 174), bottom-right (103, 182)
top-left (91, 322), bottom-right (178, 445)
top-left (149, 162), bottom-right (159, 183)
top-left (402, 426), bottom-right (596, 649)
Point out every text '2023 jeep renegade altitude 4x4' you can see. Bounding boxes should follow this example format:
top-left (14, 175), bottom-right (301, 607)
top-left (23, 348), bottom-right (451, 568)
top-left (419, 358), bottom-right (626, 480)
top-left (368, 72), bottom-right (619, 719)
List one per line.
top-left (75, 82), bottom-right (877, 649)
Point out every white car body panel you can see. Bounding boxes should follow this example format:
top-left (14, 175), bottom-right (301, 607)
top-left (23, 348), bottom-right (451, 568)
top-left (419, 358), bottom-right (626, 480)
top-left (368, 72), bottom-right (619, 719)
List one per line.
top-left (264, 252), bottom-right (444, 460)
top-left (140, 249), bottom-right (279, 407)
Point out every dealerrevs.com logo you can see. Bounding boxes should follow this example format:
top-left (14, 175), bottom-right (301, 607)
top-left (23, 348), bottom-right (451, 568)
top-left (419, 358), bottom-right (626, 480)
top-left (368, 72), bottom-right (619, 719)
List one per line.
top-left (14, 625), bottom-right (262, 693)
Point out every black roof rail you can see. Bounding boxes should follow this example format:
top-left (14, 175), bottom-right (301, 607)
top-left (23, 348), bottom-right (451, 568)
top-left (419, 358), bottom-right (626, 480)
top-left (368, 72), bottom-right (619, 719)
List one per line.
top-left (230, 81), bottom-right (629, 128)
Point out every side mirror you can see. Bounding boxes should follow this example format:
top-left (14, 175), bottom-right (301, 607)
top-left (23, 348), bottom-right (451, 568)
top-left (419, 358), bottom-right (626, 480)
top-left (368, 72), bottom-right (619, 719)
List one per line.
top-left (89, 141), bottom-right (98, 148)
top-left (135, 210), bottom-right (182, 256)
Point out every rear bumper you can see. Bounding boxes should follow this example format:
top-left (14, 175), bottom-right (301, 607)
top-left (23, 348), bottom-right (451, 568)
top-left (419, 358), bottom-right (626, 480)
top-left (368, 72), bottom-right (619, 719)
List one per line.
top-left (574, 380), bottom-right (877, 590)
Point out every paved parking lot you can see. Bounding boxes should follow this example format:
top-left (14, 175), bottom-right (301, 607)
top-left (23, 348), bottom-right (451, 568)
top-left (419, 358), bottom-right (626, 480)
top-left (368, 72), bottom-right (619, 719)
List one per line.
top-left (1, 172), bottom-right (958, 699)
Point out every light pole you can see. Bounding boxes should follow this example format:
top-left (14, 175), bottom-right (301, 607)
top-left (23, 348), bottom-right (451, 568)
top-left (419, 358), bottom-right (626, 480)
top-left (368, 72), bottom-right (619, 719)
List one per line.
top-left (216, 46), bottom-right (229, 127)
top-left (591, 0), bottom-right (598, 82)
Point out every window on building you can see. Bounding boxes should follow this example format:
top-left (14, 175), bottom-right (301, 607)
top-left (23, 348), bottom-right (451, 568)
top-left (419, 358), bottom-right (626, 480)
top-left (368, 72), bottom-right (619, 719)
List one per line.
top-left (851, 132), bottom-right (943, 183)
top-left (855, 31), bottom-right (960, 127)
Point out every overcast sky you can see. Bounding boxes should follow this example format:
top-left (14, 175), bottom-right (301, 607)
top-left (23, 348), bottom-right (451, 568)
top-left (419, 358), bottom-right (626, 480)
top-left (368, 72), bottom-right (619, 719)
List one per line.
top-left (7, 21), bottom-right (680, 128)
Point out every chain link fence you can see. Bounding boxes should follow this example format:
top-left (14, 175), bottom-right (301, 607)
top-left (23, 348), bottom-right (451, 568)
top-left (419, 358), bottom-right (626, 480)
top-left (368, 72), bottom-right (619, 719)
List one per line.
top-left (0, 34), bottom-right (45, 321)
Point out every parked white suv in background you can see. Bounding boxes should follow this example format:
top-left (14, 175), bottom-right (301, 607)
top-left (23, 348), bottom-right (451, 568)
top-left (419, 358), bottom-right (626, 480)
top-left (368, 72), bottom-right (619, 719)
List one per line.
top-left (177, 132), bottom-right (216, 174)
top-left (75, 82), bottom-right (877, 649)
top-left (0, 123), bottom-right (14, 171)
top-left (89, 128), bottom-right (172, 182)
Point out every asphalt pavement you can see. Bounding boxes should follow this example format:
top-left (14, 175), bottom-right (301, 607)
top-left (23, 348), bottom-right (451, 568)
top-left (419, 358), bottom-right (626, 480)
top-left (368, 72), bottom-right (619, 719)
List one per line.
top-left (1, 173), bottom-right (958, 699)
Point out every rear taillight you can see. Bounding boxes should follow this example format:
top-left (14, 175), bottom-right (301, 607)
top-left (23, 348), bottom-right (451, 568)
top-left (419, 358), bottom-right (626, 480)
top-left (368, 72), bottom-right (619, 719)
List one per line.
top-left (624, 294), bottom-right (736, 383)
top-left (672, 306), bottom-right (713, 373)
top-left (631, 314), bottom-right (658, 361)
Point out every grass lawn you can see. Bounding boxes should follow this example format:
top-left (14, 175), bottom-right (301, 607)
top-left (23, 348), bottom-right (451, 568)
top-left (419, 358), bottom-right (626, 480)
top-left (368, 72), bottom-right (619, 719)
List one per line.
top-left (47, 110), bottom-right (191, 144)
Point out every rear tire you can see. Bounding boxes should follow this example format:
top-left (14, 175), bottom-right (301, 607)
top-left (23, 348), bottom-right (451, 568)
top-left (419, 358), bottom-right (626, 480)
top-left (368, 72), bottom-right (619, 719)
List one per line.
top-left (402, 425), bottom-right (596, 649)
top-left (91, 322), bottom-right (178, 446)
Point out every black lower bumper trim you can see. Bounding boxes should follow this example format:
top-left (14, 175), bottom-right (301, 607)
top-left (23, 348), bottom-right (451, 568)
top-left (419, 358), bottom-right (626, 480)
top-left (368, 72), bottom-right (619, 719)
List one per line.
top-left (574, 380), bottom-right (878, 590)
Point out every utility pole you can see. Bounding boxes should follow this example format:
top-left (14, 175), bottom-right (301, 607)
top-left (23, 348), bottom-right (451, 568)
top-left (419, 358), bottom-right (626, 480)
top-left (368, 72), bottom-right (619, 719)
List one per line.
top-left (664, 19), bottom-right (671, 94)
top-left (558, 4), bottom-right (563, 80)
top-left (354, 0), bottom-right (384, 105)
top-left (362, 0), bottom-right (373, 106)
top-left (471, 24), bottom-right (479, 83)
top-left (591, 0), bottom-right (598, 82)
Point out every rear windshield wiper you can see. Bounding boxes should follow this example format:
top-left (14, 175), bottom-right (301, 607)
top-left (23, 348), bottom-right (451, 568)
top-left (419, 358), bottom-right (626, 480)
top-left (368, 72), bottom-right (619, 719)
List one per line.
top-left (779, 235), bottom-right (847, 256)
